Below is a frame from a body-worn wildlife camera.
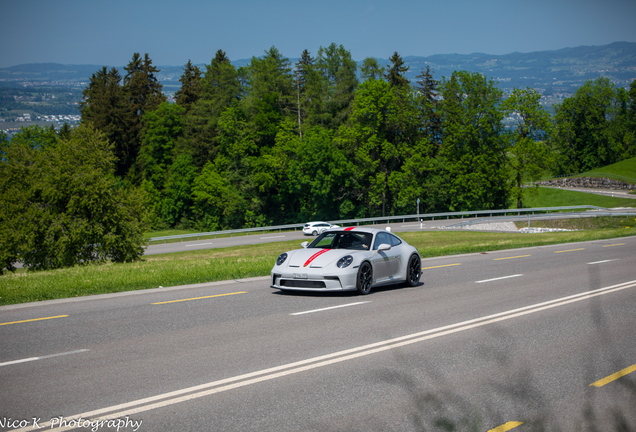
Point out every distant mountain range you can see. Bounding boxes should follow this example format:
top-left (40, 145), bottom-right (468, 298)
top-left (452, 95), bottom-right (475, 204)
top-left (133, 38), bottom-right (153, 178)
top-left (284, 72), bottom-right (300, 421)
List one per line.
top-left (1, 42), bottom-right (635, 96)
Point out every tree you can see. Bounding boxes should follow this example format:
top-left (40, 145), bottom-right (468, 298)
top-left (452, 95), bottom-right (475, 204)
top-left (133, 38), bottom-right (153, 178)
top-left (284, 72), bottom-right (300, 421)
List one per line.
top-left (294, 49), bottom-right (314, 138)
top-left (502, 88), bottom-right (553, 208)
top-left (385, 52), bottom-right (410, 88)
top-left (58, 123), bottom-right (72, 140)
top-left (138, 102), bottom-right (186, 227)
top-left (314, 43), bottom-right (359, 128)
top-left (160, 154), bottom-right (198, 227)
top-left (0, 124), bottom-right (146, 273)
top-left (338, 79), bottom-right (421, 217)
top-left (79, 67), bottom-right (129, 175)
top-left (185, 50), bottom-right (242, 167)
top-left (123, 53), bottom-right (166, 179)
top-left (175, 60), bottom-right (202, 112)
top-left (242, 46), bottom-right (294, 149)
top-left (551, 77), bottom-right (630, 174)
top-left (438, 71), bottom-right (510, 211)
top-left (360, 57), bottom-right (384, 82)
top-left (414, 66), bottom-right (442, 146)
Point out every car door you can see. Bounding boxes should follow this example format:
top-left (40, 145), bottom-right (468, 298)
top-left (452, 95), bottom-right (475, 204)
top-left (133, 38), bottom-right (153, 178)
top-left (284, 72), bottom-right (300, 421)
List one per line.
top-left (387, 234), bottom-right (404, 278)
top-left (372, 232), bottom-right (396, 283)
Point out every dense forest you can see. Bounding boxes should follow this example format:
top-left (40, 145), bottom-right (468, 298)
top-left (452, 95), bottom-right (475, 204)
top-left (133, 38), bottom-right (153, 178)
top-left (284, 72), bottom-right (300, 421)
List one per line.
top-left (2, 44), bottom-right (636, 271)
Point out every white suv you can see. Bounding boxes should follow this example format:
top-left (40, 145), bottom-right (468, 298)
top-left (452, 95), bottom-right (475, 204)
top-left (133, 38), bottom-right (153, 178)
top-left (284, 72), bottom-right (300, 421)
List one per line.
top-left (302, 222), bottom-right (340, 236)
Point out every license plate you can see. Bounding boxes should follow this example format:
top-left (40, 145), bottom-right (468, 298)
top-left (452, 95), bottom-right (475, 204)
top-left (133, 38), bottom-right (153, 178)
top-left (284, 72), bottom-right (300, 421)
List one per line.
top-left (293, 273), bottom-right (308, 279)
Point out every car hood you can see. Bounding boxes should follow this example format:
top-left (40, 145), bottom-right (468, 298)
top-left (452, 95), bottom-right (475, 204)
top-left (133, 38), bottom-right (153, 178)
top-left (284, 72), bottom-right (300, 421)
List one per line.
top-left (288, 248), bottom-right (363, 268)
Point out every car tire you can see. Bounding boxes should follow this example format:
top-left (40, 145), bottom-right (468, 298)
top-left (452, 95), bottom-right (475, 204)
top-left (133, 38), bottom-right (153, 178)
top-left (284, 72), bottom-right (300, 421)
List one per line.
top-left (356, 261), bottom-right (373, 295)
top-left (405, 254), bottom-right (421, 287)
top-left (312, 230), bottom-right (318, 236)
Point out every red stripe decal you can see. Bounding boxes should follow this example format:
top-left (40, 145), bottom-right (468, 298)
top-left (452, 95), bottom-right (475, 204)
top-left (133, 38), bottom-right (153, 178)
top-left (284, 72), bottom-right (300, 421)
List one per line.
top-left (303, 249), bottom-right (330, 267)
top-left (344, 227), bottom-right (356, 231)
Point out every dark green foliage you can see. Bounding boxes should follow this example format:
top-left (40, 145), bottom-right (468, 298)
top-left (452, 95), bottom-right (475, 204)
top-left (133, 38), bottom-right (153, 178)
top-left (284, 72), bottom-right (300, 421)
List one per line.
top-left (313, 43), bottom-right (359, 128)
top-left (175, 60), bottom-right (202, 112)
top-left (80, 67), bottom-right (129, 176)
top-left (161, 154), bottom-right (198, 226)
top-left (185, 50), bottom-right (243, 167)
top-left (437, 71), bottom-right (510, 211)
top-left (0, 124), bottom-right (146, 273)
top-left (57, 123), bottom-right (72, 140)
top-left (360, 57), bottom-right (384, 82)
top-left (552, 77), bottom-right (632, 174)
top-left (502, 88), bottom-right (553, 208)
top-left (7, 124), bottom-right (57, 149)
top-left (385, 52), bottom-right (410, 88)
top-left (123, 53), bottom-right (167, 179)
top-left (414, 66), bottom-right (442, 146)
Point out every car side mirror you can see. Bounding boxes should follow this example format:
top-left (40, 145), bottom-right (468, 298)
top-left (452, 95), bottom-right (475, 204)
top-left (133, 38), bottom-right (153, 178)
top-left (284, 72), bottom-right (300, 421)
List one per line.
top-left (301, 241), bottom-right (308, 249)
top-left (377, 243), bottom-right (391, 252)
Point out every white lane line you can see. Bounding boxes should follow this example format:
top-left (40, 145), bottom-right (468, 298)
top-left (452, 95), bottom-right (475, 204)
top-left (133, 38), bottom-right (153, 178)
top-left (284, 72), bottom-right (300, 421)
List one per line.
top-left (18, 280), bottom-right (636, 432)
top-left (185, 243), bottom-right (213, 247)
top-left (588, 259), bottom-right (620, 265)
top-left (400, 224), bottom-right (420, 227)
top-left (476, 274), bottom-right (523, 284)
top-left (291, 301), bottom-right (371, 316)
top-left (260, 235), bottom-right (286, 239)
top-left (0, 349), bottom-right (89, 367)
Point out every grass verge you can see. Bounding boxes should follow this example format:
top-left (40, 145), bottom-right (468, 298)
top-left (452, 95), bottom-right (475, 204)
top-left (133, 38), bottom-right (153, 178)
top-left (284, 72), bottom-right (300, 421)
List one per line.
top-left (1, 223), bottom-right (634, 306)
top-left (519, 187), bottom-right (636, 208)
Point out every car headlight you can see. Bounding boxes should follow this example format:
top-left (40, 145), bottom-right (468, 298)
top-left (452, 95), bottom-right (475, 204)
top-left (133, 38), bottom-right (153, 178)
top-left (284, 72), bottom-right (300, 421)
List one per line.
top-left (276, 253), bottom-right (288, 266)
top-left (336, 255), bottom-right (353, 268)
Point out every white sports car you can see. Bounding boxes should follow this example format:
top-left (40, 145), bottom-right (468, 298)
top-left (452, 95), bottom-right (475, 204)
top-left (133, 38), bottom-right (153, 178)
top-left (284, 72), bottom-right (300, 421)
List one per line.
top-left (271, 227), bottom-right (422, 295)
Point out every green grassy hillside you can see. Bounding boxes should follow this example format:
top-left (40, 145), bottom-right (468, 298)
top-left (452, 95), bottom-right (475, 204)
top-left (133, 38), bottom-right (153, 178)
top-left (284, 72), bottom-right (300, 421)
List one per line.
top-left (582, 156), bottom-right (636, 182)
top-left (520, 187), bottom-right (636, 208)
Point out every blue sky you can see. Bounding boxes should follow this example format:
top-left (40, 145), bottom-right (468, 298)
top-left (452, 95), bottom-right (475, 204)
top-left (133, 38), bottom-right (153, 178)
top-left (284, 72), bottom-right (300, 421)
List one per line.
top-left (1, 0), bottom-right (635, 68)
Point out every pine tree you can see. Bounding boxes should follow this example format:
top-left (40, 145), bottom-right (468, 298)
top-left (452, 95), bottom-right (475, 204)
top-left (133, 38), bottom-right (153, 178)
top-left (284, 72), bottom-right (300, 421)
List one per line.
top-left (175, 60), bottom-right (202, 112)
top-left (185, 50), bottom-right (242, 167)
top-left (123, 53), bottom-right (166, 180)
top-left (414, 66), bottom-right (442, 146)
top-left (80, 67), bottom-right (129, 176)
top-left (385, 52), bottom-right (410, 88)
top-left (294, 49), bottom-right (314, 138)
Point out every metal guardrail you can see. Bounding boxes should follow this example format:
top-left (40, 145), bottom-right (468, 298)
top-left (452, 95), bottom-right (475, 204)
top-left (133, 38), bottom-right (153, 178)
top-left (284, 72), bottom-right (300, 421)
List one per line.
top-left (447, 210), bottom-right (636, 228)
top-left (147, 205), bottom-right (608, 244)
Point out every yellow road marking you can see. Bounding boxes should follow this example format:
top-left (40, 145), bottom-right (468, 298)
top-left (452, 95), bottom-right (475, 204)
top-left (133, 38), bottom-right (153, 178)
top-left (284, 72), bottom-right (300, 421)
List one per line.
top-left (554, 248), bottom-right (585, 253)
top-left (493, 255), bottom-right (531, 261)
top-left (152, 291), bottom-right (247, 305)
top-left (488, 421), bottom-right (524, 432)
top-left (0, 315), bottom-right (69, 326)
top-left (421, 263), bottom-right (462, 270)
top-left (602, 243), bottom-right (625, 247)
top-left (590, 363), bottom-right (636, 387)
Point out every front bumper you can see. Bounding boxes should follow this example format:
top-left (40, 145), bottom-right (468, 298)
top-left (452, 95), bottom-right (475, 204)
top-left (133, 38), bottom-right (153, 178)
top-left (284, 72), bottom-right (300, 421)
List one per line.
top-left (271, 267), bottom-right (358, 292)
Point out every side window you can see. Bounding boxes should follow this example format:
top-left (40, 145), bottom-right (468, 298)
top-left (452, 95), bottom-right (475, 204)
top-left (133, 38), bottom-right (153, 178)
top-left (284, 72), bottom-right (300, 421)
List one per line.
top-left (373, 232), bottom-right (390, 250)
top-left (389, 234), bottom-right (402, 247)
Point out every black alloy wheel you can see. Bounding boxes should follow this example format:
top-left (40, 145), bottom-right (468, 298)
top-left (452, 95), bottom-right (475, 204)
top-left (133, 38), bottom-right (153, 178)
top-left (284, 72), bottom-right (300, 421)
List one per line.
top-left (356, 261), bottom-right (373, 295)
top-left (405, 254), bottom-right (421, 287)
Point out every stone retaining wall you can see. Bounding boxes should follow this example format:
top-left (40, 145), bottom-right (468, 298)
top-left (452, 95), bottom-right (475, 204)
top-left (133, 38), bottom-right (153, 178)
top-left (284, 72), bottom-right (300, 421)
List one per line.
top-left (538, 177), bottom-right (635, 190)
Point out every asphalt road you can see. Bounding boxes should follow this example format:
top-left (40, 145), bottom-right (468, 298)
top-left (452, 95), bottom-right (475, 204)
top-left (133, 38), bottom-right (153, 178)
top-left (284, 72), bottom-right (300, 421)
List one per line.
top-left (2, 237), bottom-right (636, 431)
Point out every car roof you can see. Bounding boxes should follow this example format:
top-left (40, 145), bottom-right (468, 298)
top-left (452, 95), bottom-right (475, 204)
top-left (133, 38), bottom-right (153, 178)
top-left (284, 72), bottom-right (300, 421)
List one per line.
top-left (323, 227), bottom-right (390, 234)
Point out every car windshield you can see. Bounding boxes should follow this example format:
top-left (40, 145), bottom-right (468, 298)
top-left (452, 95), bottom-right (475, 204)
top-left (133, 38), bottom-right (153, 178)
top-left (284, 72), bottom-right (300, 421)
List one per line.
top-left (308, 231), bottom-right (372, 250)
